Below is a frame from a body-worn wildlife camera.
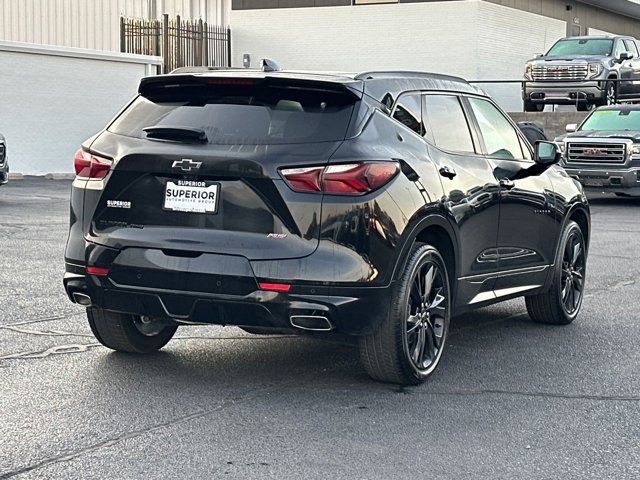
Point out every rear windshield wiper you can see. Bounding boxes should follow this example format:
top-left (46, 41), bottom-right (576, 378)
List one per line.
top-left (143, 125), bottom-right (208, 143)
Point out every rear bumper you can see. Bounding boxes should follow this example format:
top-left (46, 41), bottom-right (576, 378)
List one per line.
top-left (63, 260), bottom-right (392, 336)
top-left (523, 81), bottom-right (605, 104)
top-left (563, 165), bottom-right (640, 194)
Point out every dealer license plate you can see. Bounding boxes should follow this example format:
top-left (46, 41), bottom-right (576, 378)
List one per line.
top-left (163, 180), bottom-right (219, 214)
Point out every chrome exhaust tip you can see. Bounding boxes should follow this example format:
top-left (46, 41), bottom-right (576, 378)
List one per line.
top-left (290, 315), bottom-right (333, 332)
top-left (72, 292), bottom-right (92, 306)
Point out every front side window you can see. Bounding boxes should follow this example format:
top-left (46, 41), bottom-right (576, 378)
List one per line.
top-left (423, 95), bottom-right (475, 153)
top-left (624, 39), bottom-right (639, 57)
top-left (468, 98), bottom-right (524, 160)
top-left (392, 94), bottom-right (423, 135)
top-left (614, 40), bottom-right (627, 58)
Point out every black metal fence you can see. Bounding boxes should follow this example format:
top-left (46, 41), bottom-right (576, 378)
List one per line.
top-left (120, 14), bottom-right (231, 74)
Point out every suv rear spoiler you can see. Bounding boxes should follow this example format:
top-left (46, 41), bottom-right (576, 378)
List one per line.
top-left (138, 73), bottom-right (364, 100)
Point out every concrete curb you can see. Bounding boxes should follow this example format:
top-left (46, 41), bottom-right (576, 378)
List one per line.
top-left (8, 173), bottom-right (74, 180)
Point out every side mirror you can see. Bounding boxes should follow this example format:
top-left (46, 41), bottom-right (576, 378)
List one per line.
top-left (535, 141), bottom-right (560, 166)
top-left (566, 123), bottom-right (577, 133)
top-left (618, 51), bottom-right (633, 62)
top-left (534, 53), bottom-right (543, 58)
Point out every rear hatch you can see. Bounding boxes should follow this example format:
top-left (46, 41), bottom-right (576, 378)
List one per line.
top-left (84, 73), bottom-right (362, 261)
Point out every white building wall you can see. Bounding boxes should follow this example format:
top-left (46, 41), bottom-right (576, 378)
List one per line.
top-left (0, 0), bottom-right (230, 52)
top-left (475, 1), bottom-right (566, 110)
top-left (231, 0), bottom-right (567, 111)
top-left (0, 41), bottom-right (161, 174)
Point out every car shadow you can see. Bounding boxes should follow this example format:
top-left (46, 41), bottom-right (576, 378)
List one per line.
top-left (88, 300), bottom-right (548, 395)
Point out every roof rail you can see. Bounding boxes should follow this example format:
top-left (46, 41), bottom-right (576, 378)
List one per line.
top-left (355, 70), bottom-right (469, 84)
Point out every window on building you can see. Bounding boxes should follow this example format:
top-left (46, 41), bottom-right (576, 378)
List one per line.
top-left (392, 93), bottom-right (423, 136)
top-left (423, 95), bottom-right (475, 153)
top-left (467, 97), bottom-right (525, 160)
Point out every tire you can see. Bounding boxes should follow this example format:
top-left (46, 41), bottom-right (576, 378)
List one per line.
top-left (524, 100), bottom-right (544, 112)
top-left (525, 221), bottom-right (586, 325)
top-left (359, 243), bottom-right (451, 385)
top-left (576, 103), bottom-right (592, 112)
top-left (87, 307), bottom-right (177, 353)
top-left (603, 80), bottom-right (618, 106)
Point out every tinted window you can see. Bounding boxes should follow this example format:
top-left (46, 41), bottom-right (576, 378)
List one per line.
top-left (423, 95), bottom-right (475, 153)
top-left (546, 38), bottom-right (613, 56)
top-left (468, 98), bottom-right (524, 160)
top-left (109, 82), bottom-right (356, 145)
top-left (392, 94), bottom-right (423, 135)
top-left (624, 39), bottom-right (639, 57)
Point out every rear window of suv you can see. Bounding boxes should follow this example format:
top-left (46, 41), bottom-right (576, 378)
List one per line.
top-left (108, 80), bottom-right (357, 145)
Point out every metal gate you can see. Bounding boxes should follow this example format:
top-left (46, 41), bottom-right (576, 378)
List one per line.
top-left (120, 14), bottom-right (231, 73)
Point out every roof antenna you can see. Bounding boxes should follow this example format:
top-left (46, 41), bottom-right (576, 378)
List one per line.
top-left (261, 58), bottom-right (281, 72)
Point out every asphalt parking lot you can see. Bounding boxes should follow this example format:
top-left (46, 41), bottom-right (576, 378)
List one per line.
top-left (0, 178), bottom-right (639, 479)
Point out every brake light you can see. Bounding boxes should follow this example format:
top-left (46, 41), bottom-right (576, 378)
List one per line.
top-left (280, 162), bottom-right (399, 195)
top-left (86, 266), bottom-right (110, 276)
top-left (257, 282), bottom-right (291, 292)
top-left (74, 149), bottom-right (112, 179)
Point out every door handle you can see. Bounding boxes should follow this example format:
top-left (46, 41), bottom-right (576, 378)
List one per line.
top-left (439, 165), bottom-right (457, 179)
top-left (499, 178), bottom-right (515, 190)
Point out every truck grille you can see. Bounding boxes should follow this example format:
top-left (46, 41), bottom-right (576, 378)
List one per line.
top-left (566, 142), bottom-right (627, 164)
top-left (0, 144), bottom-right (4, 166)
top-left (532, 65), bottom-right (588, 81)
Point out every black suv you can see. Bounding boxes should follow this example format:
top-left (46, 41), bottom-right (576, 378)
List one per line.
top-left (0, 134), bottom-right (7, 186)
top-left (64, 69), bottom-right (590, 385)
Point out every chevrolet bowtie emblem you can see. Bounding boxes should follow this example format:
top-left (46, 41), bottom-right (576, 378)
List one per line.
top-left (172, 159), bottom-right (202, 172)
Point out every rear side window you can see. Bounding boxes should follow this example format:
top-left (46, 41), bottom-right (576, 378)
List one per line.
top-left (423, 95), bottom-right (475, 153)
top-left (109, 81), bottom-right (357, 145)
top-left (392, 94), bottom-right (423, 135)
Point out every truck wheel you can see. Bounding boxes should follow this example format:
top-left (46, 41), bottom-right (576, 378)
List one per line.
top-left (524, 100), bottom-right (544, 112)
top-left (525, 221), bottom-right (586, 325)
top-left (577, 103), bottom-right (592, 112)
top-left (87, 307), bottom-right (177, 353)
top-left (359, 243), bottom-right (451, 385)
top-left (605, 80), bottom-right (618, 105)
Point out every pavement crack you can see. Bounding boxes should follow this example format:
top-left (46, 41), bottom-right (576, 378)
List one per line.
top-left (0, 385), bottom-right (285, 479)
top-left (0, 343), bottom-right (101, 361)
top-left (0, 325), bottom-right (93, 338)
top-left (416, 388), bottom-right (640, 402)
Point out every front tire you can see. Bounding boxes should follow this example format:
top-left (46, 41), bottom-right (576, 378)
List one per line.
top-left (87, 307), bottom-right (177, 353)
top-left (359, 243), bottom-right (451, 385)
top-left (526, 221), bottom-right (586, 325)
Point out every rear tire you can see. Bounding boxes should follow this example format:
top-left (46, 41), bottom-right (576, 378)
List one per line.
top-left (525, 221), bottom-right (586, 325)
top-left (359, 243), bottom-right (451, 385)
top-left (87, 307), bottom-right (177, 353)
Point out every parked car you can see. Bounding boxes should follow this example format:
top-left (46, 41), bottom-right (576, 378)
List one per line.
top-left (0, 134), bottom-right (7, 186)
top-left (555, 105), bottom-right (640, 196)
top-left (523, 35), bottom-right (640, 112)
top-left (517, 121), bottom-right (548, 146)
top-left (63, 68), bottom-right (590, 385)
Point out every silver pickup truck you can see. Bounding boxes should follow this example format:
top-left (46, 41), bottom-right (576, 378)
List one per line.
top-left (523, 35), bottom-right (640, 112)
top-left (554, 105), bottom-right (640, 197)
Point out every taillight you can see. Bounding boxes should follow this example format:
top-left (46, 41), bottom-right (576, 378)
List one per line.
top-left (86, 266), bottom-right (110, 276)
top-left (74, 149), bottom-right (112, 179)
top-left (257, 282), bottom-right (291, 292)
top-left (280, 162), bottom-right (398, 195)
